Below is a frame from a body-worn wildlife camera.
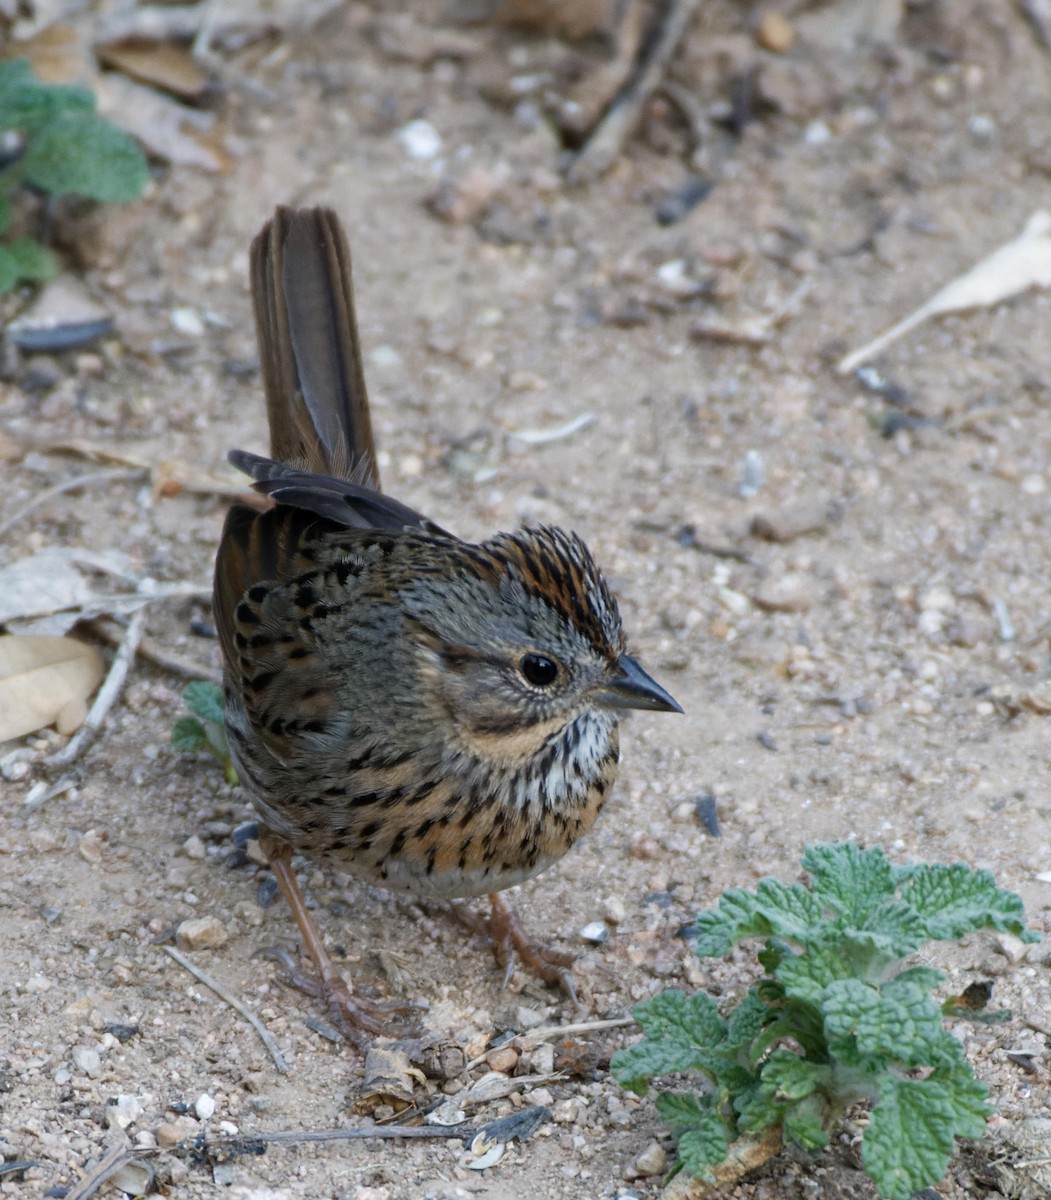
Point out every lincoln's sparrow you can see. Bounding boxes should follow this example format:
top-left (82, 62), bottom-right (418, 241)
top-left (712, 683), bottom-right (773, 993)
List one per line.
top-left (214, 207), bottom-right (680, 1043)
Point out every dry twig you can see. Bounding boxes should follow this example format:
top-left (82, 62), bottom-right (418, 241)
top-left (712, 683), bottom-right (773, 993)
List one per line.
top-left (46, 609), bottom-right (147, 767)
top-left (89, 616), bottom-right (220, 683)
top-left (0, 468), bottom-right (147, 540)
top-left (162, 944), bottom-right (290, 1074)
top-left (566, 0), bottom-right (701, 183)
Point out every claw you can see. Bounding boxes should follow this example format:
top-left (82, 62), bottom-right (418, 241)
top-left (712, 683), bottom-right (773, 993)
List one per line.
top-left (260, 837), bottom-right (425, 1048)
top-left (487, 892), bottom-right (581, 1005)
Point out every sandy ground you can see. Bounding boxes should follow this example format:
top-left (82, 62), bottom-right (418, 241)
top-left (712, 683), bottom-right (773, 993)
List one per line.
top-left (1, 2), bottom-right (1050, 1197)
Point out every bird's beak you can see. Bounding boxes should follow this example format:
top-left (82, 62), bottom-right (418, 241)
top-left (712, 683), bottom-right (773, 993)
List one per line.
top-left (595, 654), bottom-right (683, 714)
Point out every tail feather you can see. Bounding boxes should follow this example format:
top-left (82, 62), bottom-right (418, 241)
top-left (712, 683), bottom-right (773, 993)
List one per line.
top-left (250, 206), bottom-right (379, 487)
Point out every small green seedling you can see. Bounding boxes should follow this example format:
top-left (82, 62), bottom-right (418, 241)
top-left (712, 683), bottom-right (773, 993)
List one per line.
top-left (0, 58), bottom-right (148, 293)
top-left (172, 680), bottom-right (237, 785)
top-left (612, 843), bottom-right (1038, 1200)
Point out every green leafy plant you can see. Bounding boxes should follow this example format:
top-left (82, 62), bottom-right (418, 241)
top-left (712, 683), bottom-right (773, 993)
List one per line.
top-left (0, 57), bottom-right (148, 293)
top-left (172, 680), bottom-right (237, 784)
top-left (612, 843), bottom-right (1038, 1200)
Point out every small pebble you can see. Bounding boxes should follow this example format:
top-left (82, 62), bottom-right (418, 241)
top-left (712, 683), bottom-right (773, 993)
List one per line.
top-left (428, 165), bottom-right (497, 224)
top-left (78, 828), bottom-right (108, 864)
top-left (1, 755), bottom-right (32, 782)
top-left (629, 1140), bottom-right (667, 1178)
top-left (515, 1005), bottom-right (547, 1031)
top-left (107, 1094), bottom-right (144, 1129)
top-left (170, 307), bottom-right (205, 337)
top-left (753, 573), bottom-right (816, 613)
top-left (695, 792), bottom-right (720, 837)
top-left (155, 1116), bottom-right (199, 1146)
top-left (629, 834), bottom-right (661, 860)
top-left (602, 896), bottom-right (627, 924)
top-left (256, 876), bottom-right (278, 907)
top-left (397, 118), bottom-right (442, 161)
top-left (529, 1042), bottom-right (555, 1075)
top-left (175, 916), bottom-right (228, 951)
top-left (73, 1045), bottom-right (102, 1077)
top-left (486, 1045), bottom-right (519, 1074)
top-left (750, 502), bottom-right (829, 543)
top-left (29, 828), bottom-right (59, 852)
top-left (579, 921), bottom-right (608, 944)
top-left (195, 1093), bottom-right (216, 1120)
top-left (655, 259), bottom-right (708, 299)
top-left (181, 834), bottom-right (207, 860)
top-left (756, 10), bottom-right (795, 53)
top-left (738, 449), bottom-right (764, 498)
top-left (654, 176), bottom-right (713, 226)
top-left (994, 933), bottom-right (1027, 964)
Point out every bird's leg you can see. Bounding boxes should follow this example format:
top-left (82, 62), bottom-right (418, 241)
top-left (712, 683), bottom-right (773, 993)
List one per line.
top-left (487, 892), bottom-right (579, 1005)
top-left (263, 837), bottom-right (422, 1047)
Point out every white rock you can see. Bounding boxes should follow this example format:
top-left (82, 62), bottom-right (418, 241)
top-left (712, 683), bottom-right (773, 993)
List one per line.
top-left (175, 916), bottom-right (228, 950)
top-left (107, 1094), bottom-right (144, 1129)
top-left (170, 307), bottom-right (205, 336)
top-left (73, 1045), bottom-right (102, 1076)
top-left (631, 1140), bottom-right (667, 1177)
top-left (78, 828), bottom-right (107, 863)
top-left (195, 1092), bottom-right (216, 1120)
top-left (397, 118), bottom-right (442, 161)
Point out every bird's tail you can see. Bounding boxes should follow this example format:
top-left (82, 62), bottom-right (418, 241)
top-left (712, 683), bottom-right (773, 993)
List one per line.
top-left (249, 206), bottom-right (379, 488)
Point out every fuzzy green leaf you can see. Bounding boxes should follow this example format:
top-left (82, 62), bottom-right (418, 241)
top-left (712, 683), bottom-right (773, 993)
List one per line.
top-left (171, 716), bottom-right (206, 754)
top-left (783, 1093), bottom-right (830, 1151)
top-left (675, 1105), bottom-right (735, 1179)
top-left (823, 977), bottom-right (943, 1065)
top-left (775, 929), bottom-right (854, 1002)
top-left (0, 237), bottom-right (55, 292)
top-left (725, 988), bottom-right (771, 1050)
top-left (923, 1035), bottom-right (992, 1137)
top-left (656, 1090), bottom-right (713, 1136)
top-left (863, 1076), bottom-right (957, 1200)
top-left (692, 888), bottom-right (771, 956)
top-left (803, 842), bottom-right (895, 923)
top-left (737, 1049), bottom-right (832, 1141)
top-left (21, 110), bottom-right (147, 201)
top-left (760, 1048), bottom-right (829, 1100)
top-left (0, 58), bottom-right (94, 132)
top-left (735, 1079), bottom-right (787, 1134)
top-left (694, 880), bottom-right (825, 957)
top-left (899, 863), bottom-right (1038, 943)
top-left (612, 990), bottom-right (726, 1094)
top-left (890, 965), bottom-right (944, 991)
top-left (183, 680), bottom-right (225, 725)
top-left (855, 900), bottom-right (928, 957)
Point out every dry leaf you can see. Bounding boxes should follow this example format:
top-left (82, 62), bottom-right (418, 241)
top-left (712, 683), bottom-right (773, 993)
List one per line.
top-left (839, 210), bottom-right (1051, 372)
top-left (3, 22), bottom-right (91, 84)
top-left (0, 547), bottom-right (134, 626)
top-left (34, 438), bottom-right (247, 497)
top-left (354, 1044), bottom-right (426, 1113)
top-left (98, 39), bottom-right (212, 103)
top-left (0, 635), bottom-right (104, 741)
top-left (94, 73), bottom-right (223, 171)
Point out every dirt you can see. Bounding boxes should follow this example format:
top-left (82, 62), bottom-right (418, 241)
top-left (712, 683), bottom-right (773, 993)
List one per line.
top-left (1, 2), bottom-right (1050, 1198)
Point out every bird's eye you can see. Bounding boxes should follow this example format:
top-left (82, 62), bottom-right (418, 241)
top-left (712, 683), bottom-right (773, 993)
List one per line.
top-left (519, 653), bottom-right (559, 687)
